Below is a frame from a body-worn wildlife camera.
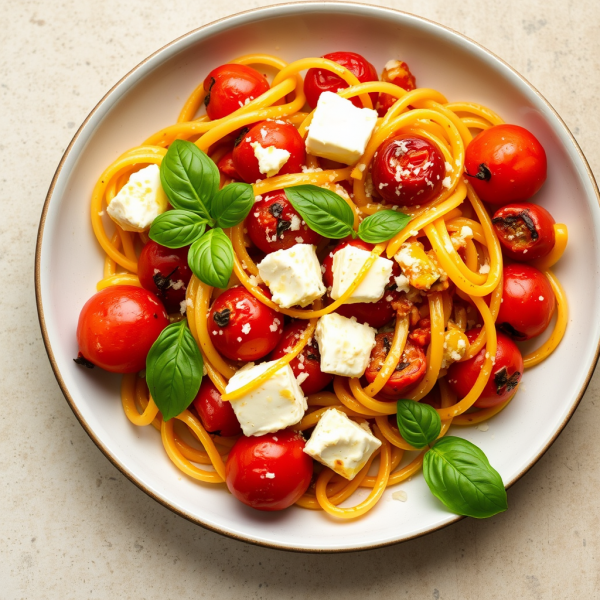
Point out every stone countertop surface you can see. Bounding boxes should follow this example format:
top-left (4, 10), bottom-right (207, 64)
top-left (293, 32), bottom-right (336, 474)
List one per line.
top-left (2, 0), bottom-right (599, 597)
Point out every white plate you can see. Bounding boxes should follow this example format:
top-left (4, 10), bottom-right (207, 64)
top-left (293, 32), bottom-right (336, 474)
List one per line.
top-left (36, 2), bottom-right (600, 552)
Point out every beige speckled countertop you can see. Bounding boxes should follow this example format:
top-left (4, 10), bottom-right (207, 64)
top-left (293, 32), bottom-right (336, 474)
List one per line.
top-left (2, 0), bottom-right (600, 597)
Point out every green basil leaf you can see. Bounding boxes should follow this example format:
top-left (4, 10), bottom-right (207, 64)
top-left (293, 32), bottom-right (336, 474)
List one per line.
top-left (396, 399), bottom-right (441, 449)
top-left (284, 184), bottom-right (355, 239)
top-left (423, 436), bottom-right (508, 518)
top-left (146, 319), bottom-right (203, 421)
top-left (160, 139), bottom-right (218, 220)
top-left (149, 210), bottom-right (207, 248)
top-left (358, 209), bottom-right (411, 243)
top-left (211, 182), bottom-right (255, 228)
top-left (188, 228), bottom-right (233, 289)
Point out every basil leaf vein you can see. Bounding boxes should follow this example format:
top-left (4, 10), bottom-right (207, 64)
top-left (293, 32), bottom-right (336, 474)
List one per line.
top-left (146, 319), bottom-right (203, 421)
top-left (396, 399), bottom-right (441, 449)
top-left (149, 210), bottom-right (207, 248)
top-left (358, 209), bottom-right (411, 244)
top-left (284, 184), bottom-right (355, 239)
top-left (188, 228), bottom-right (234, 289)
top-left (211, 182), bottom-right (255, 228)
top-left (423, 436), bottom-right (508, 518)
top-left (160, 140), bottom-right (218, 220)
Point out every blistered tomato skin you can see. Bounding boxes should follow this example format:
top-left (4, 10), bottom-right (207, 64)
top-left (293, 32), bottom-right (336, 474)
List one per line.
top-left (322, 238), bottom-right (401, 328)
top-left (371, 135), bottom-right (446, 207)
top-left (138, 241), bottom-right (192, 313)
top-left (269, 321), bottom-right (333, 395)
top-left (216, 150), bottom-right (242, 181)
top-left (203, 64), bottom-right (270, 121)
top-left (232, 120), bottom-right (305, 183)
top-left (225, 430), bottom-right (313, 511)
top-left (246, 189), bottom-right (323, 254)
top-left (447, 329), bottom-right (523, 408)
top-left (496, 264), bottom-right (556, 341)
top-left (465, 124), bottom-right (547, 206)
top-left (76, 286), bottom-right (169, 373)
top-left (364, 334), bottom-right (427, 398)
top-left (304, 51), bottom-right (379, 109)
top-left (492, 202), bottom-right (556, 261)
top-left (376, 60), bottom-right (417, 117)
top-left (193, 378), bottom-right (242, 437)
top-left (208, 286), bottom-right (283, 362)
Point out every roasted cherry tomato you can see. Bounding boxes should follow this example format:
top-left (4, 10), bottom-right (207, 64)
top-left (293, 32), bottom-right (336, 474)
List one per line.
top-left (203, 64), bottom-right (270, 121)
top-left (371, 134), bottom-right (445, 207)
top-left (232, 120), bottom-right (305, 183)
top-left (447, 329), bottom-right (523, 408)
top-left (225, 430), bottom-right (313, 511)
top-left (365, 334), bottom-right (427, 398)
top-left (76, 286), bottom-right (168, 373)
top-left (208, 286), bottom-right (283, 361)
top-left (246, 189), bottom-right (322, 254)
top-left (465, 124), bottom-right (547, 205)
top-left (376, 59), bottom-right (417, 117)
top-left (269, 321), bottom-right (332, 395)
top-left (138, 241), bottom-right (192, 314)
top-left (496, 264), bottom-right (556, 341)
top-left (492, 202), bottom-right (555, 261)
top-left (193, 378), bottom-right (241, 437)
top-left (409, 317), bottom-right (431, 348)
top-left (322, 239), bottom-right (401, 328)
top-left (217, 150), bottom-right (241, 181)
top-left (304, 51), bottom-right (379, 109)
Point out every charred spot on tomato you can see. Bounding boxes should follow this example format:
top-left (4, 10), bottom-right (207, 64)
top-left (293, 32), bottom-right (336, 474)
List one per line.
top-left (382, 334), bottom-right (392, 354)
top-left (492, 210), bottom-right (539, 243)
top-left (307, 352), bottom-right (319, 361)
top-left (234, 126), bottom-right (250, 147)
top-left (213, 308), bottom-right (231, 327)
top-left (74, 353), bottom-right (95, 368)
top-left (493, 366), bottom-right (521, 395)
top-left (268, 202), bottom-right (292, 238)
top-left (395, 361), bottom-right (411, 372)
top-left (152, 266), bottom-right (179, 294)
top-left (466, 163), bottom-right (492, 182)
top-left (204, 77), bottom-right (216, 107)
top-left (153, 313), bottom-right (158, 319)
top-left (497, 322), bottom-right (527, 341)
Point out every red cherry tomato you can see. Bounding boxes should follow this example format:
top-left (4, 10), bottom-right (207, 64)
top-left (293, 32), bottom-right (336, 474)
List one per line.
top-left (208, 286), bottom-right (283, 361)
top-left (304, 51), bottom-right (379, 109)
top-left (492, 202), bottom-right (556, 261)
top-left (371, 135), bottom-right (445, 207)
top-left (269, 321), bottom-right (332, 395)
top-left (465, 124), bottom-right (547, 205)
top-left (203, 64), bottom-right (270, 121)
top-left (216, 150), bottom-right (241, 181)
top-left (232, 120), bottom-right (305, 183)
top-left (193, 378), bottom-right (241, 437)
top-left (246, 189), bottom-right (323, 254)
top-left (225, 430), bottom-right (313, 511)
top-left (496, 264), bottom-right (556, 341)
top-left (364, 334), bottom-right (427, 398)
top-left (138, 241), bottom-right (192, 313)
top-left (76, 286), bottom-right (168, 373)
top-left (447, 329), bottom-right (523, 408)
top-left (409, 317), bottom-right (431, 348)
top-left (376, 59), bottom-right (417, 117)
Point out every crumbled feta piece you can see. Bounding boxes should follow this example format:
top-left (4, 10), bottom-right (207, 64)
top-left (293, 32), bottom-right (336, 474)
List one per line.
top-left (392, 490), bottom-right (408, 502)
top-left (330, 245), bottom-right (394, 304)
top-left (442, 176), bottom-right (452, 189)
top-left (250, 142), bottom-right (290, 177)
top-left (241, 323), bottom-right (251, 335)
top-left (315, 313), bottom-right (376, 377)
top-left (394, 273), bottom-right (410, 293)
top-left (296, 372), bottom-right (309, 386)
top-left (305, 91), bottom-right (378, 165)
top-left (303, 408), bottom-right (381, 480)
top-left (479, 263), bottom-right (490, 274)
top-left (106, 164), bottom-right (168, 232)
top-left (477, 422), bottom-right (490, 432)
top-left (225, 361), bottom-right (307, 436)
top-left (258, 244), bottom-right (326, 308)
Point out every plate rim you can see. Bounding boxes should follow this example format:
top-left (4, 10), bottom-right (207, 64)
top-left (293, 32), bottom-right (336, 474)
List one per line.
top-left (34, 0), bottom-right (600, 553)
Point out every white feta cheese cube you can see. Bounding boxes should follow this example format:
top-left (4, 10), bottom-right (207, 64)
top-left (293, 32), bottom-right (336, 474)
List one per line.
top-left (314, 313), bottom-right (376, 378)
top-left (331, 245), bottom-right (394, 304)
top-left (106, 164), bottom-right (168, 232)
top-left (250, 142), bottom-right (290, 177)
top-left (225, 361), bottom-right (307, 437)
top-left (305, 91), bottom-right (378, 165)
top-left (257, 244), bottom-right (326, 308)
top-left (303, 408), bottom-right (381, 480)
